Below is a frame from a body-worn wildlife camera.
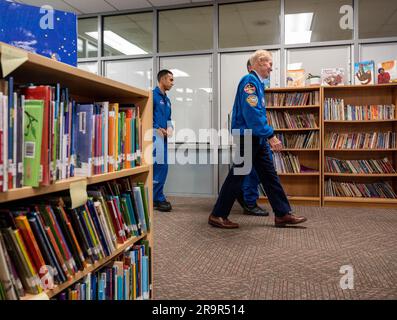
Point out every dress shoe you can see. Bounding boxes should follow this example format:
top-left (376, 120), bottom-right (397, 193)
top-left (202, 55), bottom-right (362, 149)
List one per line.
top-left (154, 201), bottom-right (172, 212)
top-left (275, 214), bottom-right (307, 227)
top-left (208, 215), bottom-right (239, 229)
top-left (244, 204), bottom-right (269, 216)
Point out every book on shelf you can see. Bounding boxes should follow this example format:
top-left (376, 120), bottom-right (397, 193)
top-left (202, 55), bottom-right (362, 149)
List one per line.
top-left (325, 179), bottom-right (397, 199)
top-left (324, 98), bottom-right (395, 121)
top-left (266, 91), bottom-right (319, 106)
top-left (55, 242), bottom-right (150, 301)
top-left (378, 60), bottom-right (397, 83)
top-left (0, 177), bottom-right (151, 300)
top-left (286, 69), bottom-right (305, 87)
top-left (325, 156), bottom-right (395, 174)
top-left (324, 131), bottom-right (396, 149)
top-left (0, 80), bottom-right (143, 192)
top-left (267, 111), bottom-right (318, 129)
top-left (354, 60), bottom-right (375, 85)
top-left (276, 132), bottom-right (319, 149)
top-left (321, 68), bottom-right (345, 86)
top-left (273, 152), bottom-right (317, 174)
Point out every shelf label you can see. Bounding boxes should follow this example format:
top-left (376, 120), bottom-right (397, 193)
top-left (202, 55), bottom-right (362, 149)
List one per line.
top-left (70, 179), bottom-right (88, 209)
top-left (0, 43), bottom-right (28, 77)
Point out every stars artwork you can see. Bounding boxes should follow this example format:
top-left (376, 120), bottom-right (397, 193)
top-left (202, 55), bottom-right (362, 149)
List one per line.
top-left (0, 0), bottom-right (77, 66)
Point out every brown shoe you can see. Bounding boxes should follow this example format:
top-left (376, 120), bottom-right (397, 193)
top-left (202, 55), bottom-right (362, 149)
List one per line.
top-left (275, 214), bottom-right (307, 227)
top-left (208, 214), bottom-right (239, 229)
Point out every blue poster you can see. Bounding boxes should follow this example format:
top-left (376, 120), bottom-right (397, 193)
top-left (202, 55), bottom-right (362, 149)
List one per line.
top-left (0, 0), bottom-right (77, 66)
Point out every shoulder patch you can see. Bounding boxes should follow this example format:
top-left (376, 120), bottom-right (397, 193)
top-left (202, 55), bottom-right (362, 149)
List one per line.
top-left (244, 83), bottom-right (256, 94)
top-left (246, 95), bottom-right (258, 107)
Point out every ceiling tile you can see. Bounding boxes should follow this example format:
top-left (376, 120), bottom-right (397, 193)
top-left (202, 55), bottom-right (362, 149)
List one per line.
top-left (148, 0), bottom-right (191, 7)
top-left (17, 0), bottom-right (82, 13)
top-left (63, 0), bottom-right (116, 14)
top-left (105, 0), bottom-right (152, 10)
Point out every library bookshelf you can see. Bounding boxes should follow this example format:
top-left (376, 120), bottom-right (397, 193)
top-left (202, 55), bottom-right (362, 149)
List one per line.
top-left (322, 83), bottom-right (397, 208)
top-left (0, 42), bottom-right (153, 300)
top-left (259, 86), bottom-right (322, 206)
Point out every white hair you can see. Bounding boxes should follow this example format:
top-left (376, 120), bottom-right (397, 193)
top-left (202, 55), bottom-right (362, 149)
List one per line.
top-left (249, 50), bottom-right (272, 66)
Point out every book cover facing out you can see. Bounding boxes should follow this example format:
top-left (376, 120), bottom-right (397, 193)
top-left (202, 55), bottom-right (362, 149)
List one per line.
top-left (0, 0), bottom-right (77, 66)
top-left (354, 60), bottom-right (375, 85)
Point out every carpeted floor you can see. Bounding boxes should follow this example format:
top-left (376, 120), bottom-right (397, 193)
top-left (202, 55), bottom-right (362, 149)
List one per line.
top-left (153, 196), bottom-right (397, 300)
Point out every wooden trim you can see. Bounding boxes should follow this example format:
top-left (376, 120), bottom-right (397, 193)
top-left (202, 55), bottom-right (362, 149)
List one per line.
top-left (323, 196), bottom-right (397, 204)
top-left (266, 105), bottom-right (320, 109)
top-left (324, 173), bottom-right (397, 177)
top-left (324, 149), bottom-right (397, 152)
top-left (274, 128), bottom-right (320, 132)
top-left (277, 172), bottom-right (320, 176)
top-left (324, 120), bottom-right (397, 123)
top-left (87, 165), bottom-right (150, 185)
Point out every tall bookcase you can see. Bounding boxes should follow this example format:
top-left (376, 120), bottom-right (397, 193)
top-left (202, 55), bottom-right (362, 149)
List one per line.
top-left (322, 83), bottom-right (397, 208)
top-left (259, 86), bottom-right (322, 206)
top-left (0, 43), bottom-right (153, 299)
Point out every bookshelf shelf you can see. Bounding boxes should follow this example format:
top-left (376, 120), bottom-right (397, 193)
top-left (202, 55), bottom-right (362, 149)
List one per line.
top-left (259, 196), bottom-right (320, 206)
top-left (87, 165), bottom-right (150, 185)
top-left (322, 83), bottom-right (397, 207)
top-left (0, 176), bottom-right (86, 203)
top-left (0, 42), bottom-right (154, 301)
top-left (274, 128), bottom-right (320, 132)
top-left (0, 165), bottom-right (150, 204)
top-left (324, 120), bottom-right (397, 123)
top-left (324, 173), bottom-right (397, 177)
top-left (323, 196), bottom-right (397, 203)
top-left (277, 172), bottom-right (320, 176)
top-left (266, 105), bottom-right (320, 109)
top-left (280, 148), bottom-right (320, 152)
top-left (324, 149), bottom-right (397, 152)
top-left (21, 233), bottom-right (146, 300)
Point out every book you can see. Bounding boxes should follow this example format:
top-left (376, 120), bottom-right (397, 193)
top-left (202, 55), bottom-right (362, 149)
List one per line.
top-left (23, 100), bottom-right (44, 187)
top-left (286, 69), bottom-right (305, 87)
top-left (74, 104), bottom-right (94, 177)
top-left (321, 68), bottom-right (345, 86)
top-left (378, 60), bottom-right (397, 83)
top-left (23, 86), bottom-right (52, 186)
top-left (354, 60), bottom-right (375, 85)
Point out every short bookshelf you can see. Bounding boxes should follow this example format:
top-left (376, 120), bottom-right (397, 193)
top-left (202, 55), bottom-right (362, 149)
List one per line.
top-left (260, 86), bottom-right (322, 206)
top-left (322, 83), bottom-right (397, 208)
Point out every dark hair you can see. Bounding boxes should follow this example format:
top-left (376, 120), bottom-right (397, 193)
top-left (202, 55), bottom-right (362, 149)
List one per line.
top-left (157, 69), bottom-right (173, 82)
top-left (247, 59), bottom-right (251, 70)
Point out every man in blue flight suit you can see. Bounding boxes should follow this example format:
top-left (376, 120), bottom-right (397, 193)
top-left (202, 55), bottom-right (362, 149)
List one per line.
top-left (153, 69), bottom-right (174, 212)
top-left (209, 50), bottom-right (307, 228)
top-left (236, 59), bottom-right (269, 217)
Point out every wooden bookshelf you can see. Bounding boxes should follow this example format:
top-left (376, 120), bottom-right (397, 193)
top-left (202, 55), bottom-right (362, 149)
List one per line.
top-left (322, 83), bottom-right (397, 207)
top-left (261, 86), bottom-right (322, 206)
top-left (0, 42), bottom-right (153, 300)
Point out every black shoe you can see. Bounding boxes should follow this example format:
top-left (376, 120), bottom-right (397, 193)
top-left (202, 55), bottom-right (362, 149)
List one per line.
top-left (243, 204), bottom-right (269, 216)
top-left (154, 201), bottom-right (172, 212)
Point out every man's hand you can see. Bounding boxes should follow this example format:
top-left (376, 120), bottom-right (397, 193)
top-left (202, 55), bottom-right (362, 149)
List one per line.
top-left (166, 127), bottom-right (173, 138)
top-left (157, 128), bottom-right (167, 137)
top-left (268, 136), bottom-right (283, 151)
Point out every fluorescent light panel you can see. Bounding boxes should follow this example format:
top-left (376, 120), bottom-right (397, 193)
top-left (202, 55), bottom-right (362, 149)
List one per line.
top-left (285, 12), bottom-right (313, 44)
top-left (86, 30), bottom-right (147, 55)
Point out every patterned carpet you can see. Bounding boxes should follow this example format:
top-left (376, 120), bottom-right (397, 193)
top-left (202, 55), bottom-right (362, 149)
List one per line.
top-left (153, 196), bottom-right (397, 300)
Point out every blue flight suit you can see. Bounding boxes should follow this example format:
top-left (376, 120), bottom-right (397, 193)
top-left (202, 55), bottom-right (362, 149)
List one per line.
top-left (153, 86), bottom-right (172, 203)
top-left (241, 79), bottom-right (273, 206)
top-left (241, 143), bottom-right (272, 206)
top-left (212, 71), bottom-right (291, 218)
